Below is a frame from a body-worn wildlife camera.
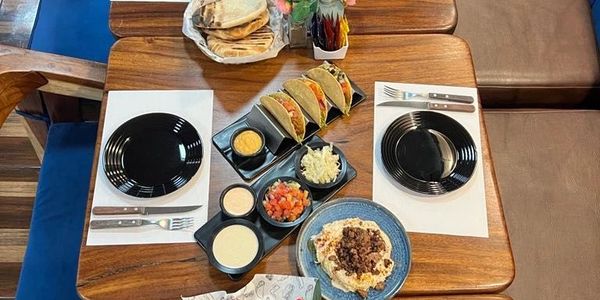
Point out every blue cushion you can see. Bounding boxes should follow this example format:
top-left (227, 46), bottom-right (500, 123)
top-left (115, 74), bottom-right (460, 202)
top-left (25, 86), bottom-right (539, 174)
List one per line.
top-left (29, 0), bottom-right (115, 63)
top-left (16, 122), bottom-right (98, 300)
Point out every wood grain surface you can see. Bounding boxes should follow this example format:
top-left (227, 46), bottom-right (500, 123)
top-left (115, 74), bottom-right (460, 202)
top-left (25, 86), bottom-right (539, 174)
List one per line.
top-left (109, 0), bottom-right (457, 38)
top-left (77, 35), bottom-right (514, 299)
top-left (0, 45), bottom-right (107, 124)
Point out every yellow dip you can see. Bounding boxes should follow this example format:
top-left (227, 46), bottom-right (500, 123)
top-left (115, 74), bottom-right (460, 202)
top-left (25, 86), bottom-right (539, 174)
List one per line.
top-left (212, 224), bottom-right (259, 269)
top-left (222, 187), bottom-right (255, 216)
top-left (233, 130), bottom-right (263, 156)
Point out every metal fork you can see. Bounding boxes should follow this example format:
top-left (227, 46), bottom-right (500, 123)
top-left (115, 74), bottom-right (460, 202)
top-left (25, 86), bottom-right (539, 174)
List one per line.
top-left (383, 85), bottom-right (474, 104)
top-left (90, 217), bottom-right (194, 230)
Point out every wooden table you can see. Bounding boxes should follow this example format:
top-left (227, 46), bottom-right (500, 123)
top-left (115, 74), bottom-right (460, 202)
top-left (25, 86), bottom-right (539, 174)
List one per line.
top-left (109, 0), bottom-right (457, 37)
top-left (76, 34), bottom-right (514, 299)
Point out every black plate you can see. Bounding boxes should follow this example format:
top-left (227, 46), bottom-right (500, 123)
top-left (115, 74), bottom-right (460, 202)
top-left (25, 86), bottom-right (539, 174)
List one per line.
top-left (381, 111), bottom-right (477, 195)
top-left (195, 135), bottom-right (356, 280)
top-left (294, 141), bottom-right (348, 189)
top-left (256, 176), bottom-right (313, 228)
top-left (206, 219), bottom-right (264, 275)
top-left (212, 78), bottom-right (366, 181)
top-left (103, 113), bottom-right (203, 198)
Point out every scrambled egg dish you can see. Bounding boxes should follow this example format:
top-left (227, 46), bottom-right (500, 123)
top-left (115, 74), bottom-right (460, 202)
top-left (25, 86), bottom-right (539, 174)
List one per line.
top-left (311, 218), bottom-right (394, 298)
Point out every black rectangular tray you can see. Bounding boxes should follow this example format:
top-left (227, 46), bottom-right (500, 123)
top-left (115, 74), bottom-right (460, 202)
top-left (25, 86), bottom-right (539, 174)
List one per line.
top-left (212, 79), bottom-right (366, 181)
top-left (195, 135), bottom-right (357, 279)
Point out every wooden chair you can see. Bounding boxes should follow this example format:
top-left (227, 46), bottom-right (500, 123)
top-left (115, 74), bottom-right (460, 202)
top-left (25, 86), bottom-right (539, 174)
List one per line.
top-left (0, 44), bottom-right (105, 125)
top-left (0, 43), bottom-right (106, 299)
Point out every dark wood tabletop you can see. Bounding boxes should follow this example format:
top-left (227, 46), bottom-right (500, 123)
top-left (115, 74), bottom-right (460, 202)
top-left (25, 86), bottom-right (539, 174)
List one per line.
top-left (109, 0), bottom-right (457, 38)
top-left (76, 34), bottom-right (514, 299)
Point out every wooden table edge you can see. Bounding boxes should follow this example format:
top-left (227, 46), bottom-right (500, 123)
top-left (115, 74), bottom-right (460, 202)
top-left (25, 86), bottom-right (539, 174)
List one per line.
top-left (457, 35), bottom-right (516, 293)
top-left (107, 1), bottom-right (458, 38)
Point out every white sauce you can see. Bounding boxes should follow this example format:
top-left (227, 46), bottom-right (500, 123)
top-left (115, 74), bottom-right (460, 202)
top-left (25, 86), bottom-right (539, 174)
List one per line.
top-left (212, 224), bottom-right (259, 269)
top-left (222, 187), bottom-right (254, 216)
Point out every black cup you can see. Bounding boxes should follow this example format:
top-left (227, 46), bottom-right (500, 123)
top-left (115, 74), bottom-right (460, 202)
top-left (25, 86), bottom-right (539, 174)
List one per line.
top-left (219, 183), bottom-right (256, 218)
top-left (230, 127), bottom-right (265, 158)
top-left (256, 176), bottom-right (313, 228)
top-left (294, 141), bottom-right (347, 189)
top-left (207, 219), bottom-right (264, 275)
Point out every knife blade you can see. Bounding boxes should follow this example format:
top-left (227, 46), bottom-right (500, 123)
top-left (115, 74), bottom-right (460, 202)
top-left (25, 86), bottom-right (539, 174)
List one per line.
top-left (377, 101), bottom-right (476, 113)
top-left (92, 205), bottom-right (202, 216)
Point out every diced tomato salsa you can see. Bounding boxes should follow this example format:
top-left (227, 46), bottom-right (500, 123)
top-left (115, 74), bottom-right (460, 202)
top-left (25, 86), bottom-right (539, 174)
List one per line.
top-left (263, 180), bottom-right (310, 222)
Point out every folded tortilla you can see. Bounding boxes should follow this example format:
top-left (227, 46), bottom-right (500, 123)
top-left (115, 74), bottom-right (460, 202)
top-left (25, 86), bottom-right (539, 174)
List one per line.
top-left (260, 92), bottom-right (306, 142)
top-left (283, 78), bottom-right (329, 128)
top-left (306, 62), bottom-right (353, 115)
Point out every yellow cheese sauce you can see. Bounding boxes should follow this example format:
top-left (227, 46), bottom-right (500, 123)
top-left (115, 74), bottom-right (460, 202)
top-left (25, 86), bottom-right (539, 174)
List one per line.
top-left (233, 130), bottom-right (263, 156)
top-left (222, 187), bottom-right (255, 216)
top-left (212, 224), bottom-right (259, 269)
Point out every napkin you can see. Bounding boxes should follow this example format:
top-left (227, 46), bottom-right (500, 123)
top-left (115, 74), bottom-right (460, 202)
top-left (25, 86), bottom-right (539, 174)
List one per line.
top-left (372, 82), bottom-right (489, 238)
top-left (182, 275), bottom-right (320, 300)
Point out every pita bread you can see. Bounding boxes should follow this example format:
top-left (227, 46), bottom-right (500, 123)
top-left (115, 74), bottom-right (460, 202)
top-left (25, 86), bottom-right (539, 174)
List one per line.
top-left (208, 27), bottom-right (274, 58)
top-left (202, 9), bottom-right (269, 41)
top-left (198, 0), bottom-right (267, 29)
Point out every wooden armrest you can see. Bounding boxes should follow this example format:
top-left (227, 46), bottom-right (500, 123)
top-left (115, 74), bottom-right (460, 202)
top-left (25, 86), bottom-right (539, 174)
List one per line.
top-left (0, 44), bottom-right (107, 126)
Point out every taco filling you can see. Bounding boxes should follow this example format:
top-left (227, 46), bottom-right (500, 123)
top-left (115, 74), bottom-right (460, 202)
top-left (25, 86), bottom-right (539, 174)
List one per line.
top-left (300, 79), bottom-right (328, 122)
top-left (271, 94), bottom-right (304, 137)
top-left (322, 64), bottom-right (352, 108)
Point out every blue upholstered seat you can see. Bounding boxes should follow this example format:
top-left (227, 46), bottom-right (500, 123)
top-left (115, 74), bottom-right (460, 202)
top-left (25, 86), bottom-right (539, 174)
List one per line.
top-left (29, 0), bottom-right (115, 63)
top-left (16, 123), bottom-right (98, 300)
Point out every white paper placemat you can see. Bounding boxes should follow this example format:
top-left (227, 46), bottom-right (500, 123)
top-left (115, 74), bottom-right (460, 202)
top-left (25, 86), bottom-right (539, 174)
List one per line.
top-left (372, 82), bottom-right (488, 238)
top-left (86, 90), bottom-right (213, 246)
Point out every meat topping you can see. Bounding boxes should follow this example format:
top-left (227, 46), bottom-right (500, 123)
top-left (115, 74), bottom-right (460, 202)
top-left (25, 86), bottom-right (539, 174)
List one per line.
top-left (334, 227), bottom-right (387, 278)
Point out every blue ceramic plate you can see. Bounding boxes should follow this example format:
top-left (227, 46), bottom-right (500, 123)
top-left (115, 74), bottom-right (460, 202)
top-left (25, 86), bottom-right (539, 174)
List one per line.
top-left (296, 198), bottom-right (411, 300)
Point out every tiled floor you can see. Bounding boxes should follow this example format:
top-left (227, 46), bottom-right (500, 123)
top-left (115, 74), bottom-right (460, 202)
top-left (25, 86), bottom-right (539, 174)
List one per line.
top-left (0, 0), bottom-right (41, 297)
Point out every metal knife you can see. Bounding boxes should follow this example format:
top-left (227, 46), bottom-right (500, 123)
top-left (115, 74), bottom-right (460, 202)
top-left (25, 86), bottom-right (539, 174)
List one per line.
top-left (377, 101), bottom-right (475, 112)
top-left (377, 100), bottom-right (476, 113)
top-left (413, 92), bottom-right (474, 104)
top-left (92, 205), bottom-right (202, 216)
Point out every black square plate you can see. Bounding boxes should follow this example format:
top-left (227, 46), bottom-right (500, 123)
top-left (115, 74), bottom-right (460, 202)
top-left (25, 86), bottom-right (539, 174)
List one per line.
top-left (212, 80), bottom-right (366, 181)
top-left (195, 135), bottom-right (357, 279)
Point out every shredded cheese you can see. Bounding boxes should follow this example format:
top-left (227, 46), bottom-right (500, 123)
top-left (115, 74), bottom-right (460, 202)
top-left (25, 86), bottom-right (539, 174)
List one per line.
top-left (301, 144), bottom-right (341, 184)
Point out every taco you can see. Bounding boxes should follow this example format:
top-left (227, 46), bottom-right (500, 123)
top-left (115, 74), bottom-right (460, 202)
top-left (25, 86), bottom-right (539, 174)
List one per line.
top-left (283, 78), bottom-right (329, 128)
top-left (306, 62), bottom-right (353, 115)
top-left (260, 92), bottom-right (306, 142)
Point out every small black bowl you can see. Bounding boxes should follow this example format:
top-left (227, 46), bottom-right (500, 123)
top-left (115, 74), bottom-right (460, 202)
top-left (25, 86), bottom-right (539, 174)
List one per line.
top-left (230, 127), bottom-right (266, 158)
top-left (294, 141), bottom-right (348, 189)
top-left (207, 219), bottom-right (264, 275)
top-left (219, 183), bottom-right (257, 218)
top-left (256, 176), bottom-right (313, 228)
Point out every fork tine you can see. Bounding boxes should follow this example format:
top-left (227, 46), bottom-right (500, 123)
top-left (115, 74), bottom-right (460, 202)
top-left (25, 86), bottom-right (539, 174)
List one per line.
top-left (172, 221), bottom-right (194, 230)
top-left (384, 85), bottom-right (401, 94)
top-left (173, 218), bottom-right (194, 229)
top-left (384, 86), bottom-right (402, 95)
top-left (173, 217), bottom-right (193, 223)
top-left (383, 90), bottom-right (401, 99)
